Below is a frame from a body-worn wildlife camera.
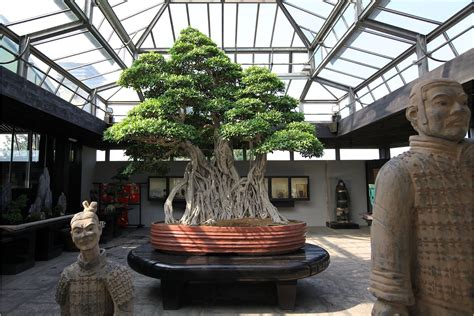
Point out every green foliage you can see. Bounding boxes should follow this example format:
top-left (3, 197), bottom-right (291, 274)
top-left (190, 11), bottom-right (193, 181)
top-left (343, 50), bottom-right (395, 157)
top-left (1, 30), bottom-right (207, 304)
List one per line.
top-left (105, 26), bottom-right (323, 165)
top-left (119, 161), bottom-right (169, 177)
top-left (1, 194), bottom-right (27, 225)
top-left (25, 211), bottom-right (43, 223)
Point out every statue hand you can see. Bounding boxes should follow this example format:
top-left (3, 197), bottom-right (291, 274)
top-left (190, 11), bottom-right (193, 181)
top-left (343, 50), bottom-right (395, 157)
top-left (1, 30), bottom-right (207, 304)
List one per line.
top-left (372, 299), bottom-right (409, 316)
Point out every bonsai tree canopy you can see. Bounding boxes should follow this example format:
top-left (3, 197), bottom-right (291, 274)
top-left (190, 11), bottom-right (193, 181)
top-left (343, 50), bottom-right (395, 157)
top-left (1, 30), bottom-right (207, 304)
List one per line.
top-left (105, 27), bottom-right (323, 225)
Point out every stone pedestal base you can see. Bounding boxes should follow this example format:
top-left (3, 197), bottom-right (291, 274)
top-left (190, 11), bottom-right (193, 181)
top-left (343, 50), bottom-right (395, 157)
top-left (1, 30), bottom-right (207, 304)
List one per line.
top-left (326, 221), bottom-right (360, 229)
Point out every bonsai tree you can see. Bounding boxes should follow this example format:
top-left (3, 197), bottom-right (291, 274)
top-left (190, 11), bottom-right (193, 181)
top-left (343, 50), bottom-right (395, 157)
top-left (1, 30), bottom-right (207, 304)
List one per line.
top-left (105, 27), bottom-right (323, 225)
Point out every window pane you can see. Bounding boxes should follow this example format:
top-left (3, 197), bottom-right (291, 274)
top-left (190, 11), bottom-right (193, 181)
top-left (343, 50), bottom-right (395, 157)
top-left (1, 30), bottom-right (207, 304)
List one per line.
top-left (271, 177), bottom-right (289, 199)
top-left (109, 149), bottom-right (129, 161)
top-left (390, 146), bottom-right (410, 158)
top-left (97, 150), bottom-right (106, 161)
top-left (0, 134), bottom-right (12, 162)
top-left (267, 151), bottom-right (290, 160)
top-left (340, 148), bottom-right (379, 160)
top-left (291, 177), bottom-right (308, 199)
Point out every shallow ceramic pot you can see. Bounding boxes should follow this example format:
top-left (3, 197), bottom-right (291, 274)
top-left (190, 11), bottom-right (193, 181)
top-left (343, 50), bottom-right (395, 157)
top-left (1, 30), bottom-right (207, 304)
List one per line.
top-left (150, 220), bottom-right (306, 255)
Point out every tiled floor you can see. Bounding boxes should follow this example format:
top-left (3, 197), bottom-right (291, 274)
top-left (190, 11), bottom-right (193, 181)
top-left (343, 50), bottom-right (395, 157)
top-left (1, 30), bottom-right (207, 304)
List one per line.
top-left (0, 226), bottom-right (374, 315)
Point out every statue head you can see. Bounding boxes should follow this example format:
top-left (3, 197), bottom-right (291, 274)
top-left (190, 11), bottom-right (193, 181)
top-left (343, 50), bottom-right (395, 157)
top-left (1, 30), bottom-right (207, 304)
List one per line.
top-left (70, 201), bottom-right (102, 251)
top-left (406, 79), bottom-right (470, 142)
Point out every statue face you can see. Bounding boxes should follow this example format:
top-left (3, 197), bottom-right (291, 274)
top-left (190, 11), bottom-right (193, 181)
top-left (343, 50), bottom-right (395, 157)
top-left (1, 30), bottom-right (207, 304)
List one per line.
top-left (421, 83), bottom-right (470, 142)
top-left (71, 218), bottom-right (101, 251)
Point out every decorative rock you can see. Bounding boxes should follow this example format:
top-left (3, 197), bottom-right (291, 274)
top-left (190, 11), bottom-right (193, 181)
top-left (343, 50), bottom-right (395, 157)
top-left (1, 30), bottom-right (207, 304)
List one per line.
top-left (28, 167), bottom-right (52, 214)
top-left (56, 193), bottom-right (67, 216)
top-left (370, 79), bottom-right (473, 315)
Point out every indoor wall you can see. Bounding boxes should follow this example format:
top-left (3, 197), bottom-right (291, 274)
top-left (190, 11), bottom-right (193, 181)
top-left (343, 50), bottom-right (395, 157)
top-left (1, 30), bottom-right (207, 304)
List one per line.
top-left (89, 159), bottom-right (369, 228)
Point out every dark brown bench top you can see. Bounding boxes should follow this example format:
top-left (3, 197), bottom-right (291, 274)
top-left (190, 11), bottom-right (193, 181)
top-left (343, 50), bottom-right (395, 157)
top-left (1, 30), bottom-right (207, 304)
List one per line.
top-left (127, 243), bottom-right (330, 282)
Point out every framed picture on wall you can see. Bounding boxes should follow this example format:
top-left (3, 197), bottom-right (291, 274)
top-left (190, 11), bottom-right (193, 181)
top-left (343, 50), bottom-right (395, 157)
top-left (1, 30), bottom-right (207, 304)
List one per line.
top-left (169, 177), bottom-right (186, 200)
top-left (270, 177), bottom-right (290, 199)
top-left (291, 177), bottom-right (309, 200)
top-left (148, 177), bottom-right (167, 200)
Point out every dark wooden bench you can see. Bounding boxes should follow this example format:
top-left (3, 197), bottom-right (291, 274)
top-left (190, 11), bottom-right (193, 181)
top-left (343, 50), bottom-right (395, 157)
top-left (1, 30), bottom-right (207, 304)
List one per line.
top-left (128, 243), bottom-right (330, 310)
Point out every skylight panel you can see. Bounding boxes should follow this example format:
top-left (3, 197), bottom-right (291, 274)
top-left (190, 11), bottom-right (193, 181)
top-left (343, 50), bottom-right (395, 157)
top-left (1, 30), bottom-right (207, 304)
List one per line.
top-left (349, 31), bottom-right (412, 59)
top-left (303, 103), bottom-right (335, 115)
top-left (253, 53), bottom-right (270, 68)
top-left (271, 53), bottom-right (289, 73)
top-left (108, 86), bottom-right (141, 102)
top-left (382, 68), bottom-right (404, 92)
top-left (0, 1), bottom-right (77, 36)
top-left (285, 79), bottom-right (305, 99)
top-left (339, 47), bottom-right (391, 69)
top-left (151, 7), bottom-right (175, 48)
top-left (113, 0), bottom-right (164, 41)
top-left (291, 53), bottom-right (307, 72)
top-left (223, 3), bottom-right (237, 47)
top-left (306, 81), bottom-right (338, 100)
top-left (282, 4), bottom-right (325, 43)
top-left (54, 48), bottom-right (111, 68)
top-left (272, 8), bottom-right (295, 47)
top-left (209, 4), bottom-right (223, 47)
top-left (236, 53), bottom-right (253, 69)
top-left (237, 4), bottom-right (258, 47)
top-left (356, 86), bottom-right (375, 106)
top-left (383, 0), bottom-right (470, 23)
top-left (68, 60), bottom-right (121, 82)
top-left (98, 86), bottom-right (121, 100)
top-left (56, 78), bottom-right (78, 103)
top-left (291, 33), bottom-right (305, 47)
top-left (90, 9), bottom-right (126, 52)
top-left (70, 88), bottom-right (90, 107)
top-left (34, 30), bottom-right (101, 60)
top-left (170, 4), bottom-right (190, 38)
top-left (254, 4), bottom-right (278, 47)
top-left (371, 10), bottom-right (439, 35)
top-left (319, 68), bottom-right (364, 87)
top-left (446, 13), bottom-right (474, 55)
top-left (82, 69), bottom-right (122, 89)
top-left (140, 31), bottom-right (155, 48)
top-left (189, 4), bottom-right (210, 37)
top-left (328, 58), bottom-right (378, 80)
top-left (319, 82), bottom-right (347, 99)
top-left (368, 77), bottom-right (389, 100)
top-left (450, 28), bottom-right (473, 56)
top-left (399, 64), bottom-right (418, 86)
top-left (283, 0), bottom-right (334, 17)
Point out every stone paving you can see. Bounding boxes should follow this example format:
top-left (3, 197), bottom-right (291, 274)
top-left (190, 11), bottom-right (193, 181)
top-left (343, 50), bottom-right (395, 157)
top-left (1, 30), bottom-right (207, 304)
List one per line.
top-left (0, 226), bottom-right (374, 315)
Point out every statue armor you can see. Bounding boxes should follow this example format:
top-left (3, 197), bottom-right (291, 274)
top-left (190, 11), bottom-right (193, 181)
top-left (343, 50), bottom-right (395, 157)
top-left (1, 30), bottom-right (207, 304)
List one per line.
top-left (370, 135), bottom-right (473, 315)
top-left (56, 249), bottom-right (134, 316)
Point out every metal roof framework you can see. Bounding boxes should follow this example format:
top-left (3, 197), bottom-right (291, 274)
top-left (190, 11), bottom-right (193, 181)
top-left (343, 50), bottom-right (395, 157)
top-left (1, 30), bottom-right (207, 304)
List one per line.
top-left (0, 0), bottom-right (472, 122)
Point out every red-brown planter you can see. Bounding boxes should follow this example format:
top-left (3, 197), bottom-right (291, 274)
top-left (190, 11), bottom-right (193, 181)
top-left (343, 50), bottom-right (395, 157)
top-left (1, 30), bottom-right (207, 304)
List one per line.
top-left (150, 221), bottom-right (306, 255)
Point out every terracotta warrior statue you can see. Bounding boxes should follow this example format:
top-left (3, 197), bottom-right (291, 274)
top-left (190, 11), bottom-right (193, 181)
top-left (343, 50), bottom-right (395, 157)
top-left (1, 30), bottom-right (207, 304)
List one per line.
top-left (56, 201), bottom-right (134, 315)
top-left (369, 79), bottom-right (473, 315)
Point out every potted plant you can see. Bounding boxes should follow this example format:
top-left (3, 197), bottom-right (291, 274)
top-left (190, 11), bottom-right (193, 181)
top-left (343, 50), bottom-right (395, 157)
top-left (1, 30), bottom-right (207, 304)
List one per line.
top-left (104, 28), bottom-right (323, 254)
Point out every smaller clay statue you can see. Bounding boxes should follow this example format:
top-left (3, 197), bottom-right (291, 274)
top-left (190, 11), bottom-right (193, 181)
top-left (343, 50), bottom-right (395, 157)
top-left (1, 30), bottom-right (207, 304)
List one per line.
top-left (55, 201), bottom-right (134, 315)
top-left (335, 180), bottom-right (350, 222)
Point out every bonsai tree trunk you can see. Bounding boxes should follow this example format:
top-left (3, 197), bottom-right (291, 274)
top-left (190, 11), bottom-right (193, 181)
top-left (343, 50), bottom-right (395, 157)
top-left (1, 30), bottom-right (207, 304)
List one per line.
top-left (164, 140), bottom-right (287, 225)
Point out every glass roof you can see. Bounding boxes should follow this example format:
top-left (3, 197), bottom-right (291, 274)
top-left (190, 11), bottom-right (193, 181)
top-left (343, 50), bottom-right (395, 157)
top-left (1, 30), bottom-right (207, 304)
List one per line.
top-left (0, 0), bottom-right (472, 122)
